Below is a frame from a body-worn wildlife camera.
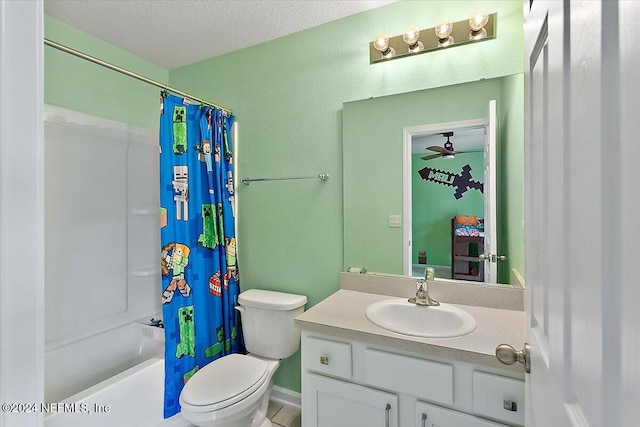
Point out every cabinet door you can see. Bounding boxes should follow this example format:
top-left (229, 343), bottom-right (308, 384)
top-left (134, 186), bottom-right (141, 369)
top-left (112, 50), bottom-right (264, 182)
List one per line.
top-left (416, 401), bottom-right (508, 427)
top-left (303, 372), bottom-right (398, 427)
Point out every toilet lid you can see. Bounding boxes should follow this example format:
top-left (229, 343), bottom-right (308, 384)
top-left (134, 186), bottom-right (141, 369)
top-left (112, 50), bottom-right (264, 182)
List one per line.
top-left (180, 354), bottom-right (268, 411)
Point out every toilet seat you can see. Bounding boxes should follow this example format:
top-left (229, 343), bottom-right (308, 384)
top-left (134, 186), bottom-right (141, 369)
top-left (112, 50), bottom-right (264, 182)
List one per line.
top-left (179, 354), bottom-right (269, 413)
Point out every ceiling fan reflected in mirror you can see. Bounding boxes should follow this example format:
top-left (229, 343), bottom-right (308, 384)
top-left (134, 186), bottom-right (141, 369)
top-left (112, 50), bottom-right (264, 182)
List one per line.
top-left (421, 131), bottom-right (475, 161)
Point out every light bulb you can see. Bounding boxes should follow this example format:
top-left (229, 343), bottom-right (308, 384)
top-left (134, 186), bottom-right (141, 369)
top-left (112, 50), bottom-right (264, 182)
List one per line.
top-left (434, 21), bottom-right (453, 40)
top-left (402, 26), bottom-right (420, 45)
top-left (469, 12), bottom-right (489, 32)
top-left (434, 21), bottom-right (454, 47)
top-left (402, 25), bottom-right (423, 53)
top-left (373, 32), bottom-right (395, 59)
top-left (373, 32), bottom-right (390, 52)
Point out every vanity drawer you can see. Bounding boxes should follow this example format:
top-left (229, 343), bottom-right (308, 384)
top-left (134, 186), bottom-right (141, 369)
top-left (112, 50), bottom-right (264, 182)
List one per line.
top-left (417, 401), bottom-right (509, 427)
top-left (303, 337), bottom-right (352, 379)
top-left (473, 371), bottom-right (525, 426)
top-left (363, 349), bottom-right (453, 405)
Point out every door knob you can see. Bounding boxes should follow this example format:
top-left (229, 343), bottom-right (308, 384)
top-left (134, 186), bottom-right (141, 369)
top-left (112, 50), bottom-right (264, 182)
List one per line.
top-left (479, 253), bottom-right (508, 262)
top-left (495, 343), bottom-right (531, 373)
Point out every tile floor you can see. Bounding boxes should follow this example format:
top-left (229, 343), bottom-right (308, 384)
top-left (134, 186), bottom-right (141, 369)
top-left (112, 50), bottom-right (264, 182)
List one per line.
top-left (267, 400), bottom-right (301, 427)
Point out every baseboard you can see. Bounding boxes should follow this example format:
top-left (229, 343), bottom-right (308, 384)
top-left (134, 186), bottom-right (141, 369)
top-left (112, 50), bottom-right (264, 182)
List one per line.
top-left (511, 268), bottom-right (525, 289)
top-left (270, 386), bottom-right (301, 409)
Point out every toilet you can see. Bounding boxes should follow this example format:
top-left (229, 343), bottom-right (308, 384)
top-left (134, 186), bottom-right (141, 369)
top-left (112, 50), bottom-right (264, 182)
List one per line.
top-left (179, 289), bottom-right (307, 427)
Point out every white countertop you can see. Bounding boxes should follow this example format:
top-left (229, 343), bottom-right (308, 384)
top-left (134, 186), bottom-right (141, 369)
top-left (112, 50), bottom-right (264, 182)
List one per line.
top-left (295, 289), bottom-right (525, 372)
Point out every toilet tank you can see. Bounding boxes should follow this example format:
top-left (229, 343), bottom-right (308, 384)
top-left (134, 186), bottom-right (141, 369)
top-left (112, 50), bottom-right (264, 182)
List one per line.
top-left (236, 289), bottom-right (307, 359)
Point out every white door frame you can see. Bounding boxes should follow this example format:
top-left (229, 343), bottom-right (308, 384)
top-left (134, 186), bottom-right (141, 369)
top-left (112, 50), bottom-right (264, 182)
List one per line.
top-left (402, 117), bottom-right (490, 281)
top-left (0, 1), bottom-right (45, 427)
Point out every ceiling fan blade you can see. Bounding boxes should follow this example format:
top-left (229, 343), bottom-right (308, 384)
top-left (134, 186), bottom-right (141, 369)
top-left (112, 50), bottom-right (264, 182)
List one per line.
top-left (452, 150), bottom-right (481, 155)
top-left (426, 145), bottom-right (447, 153)
top-left (421, 153), bottom-right (444, 160)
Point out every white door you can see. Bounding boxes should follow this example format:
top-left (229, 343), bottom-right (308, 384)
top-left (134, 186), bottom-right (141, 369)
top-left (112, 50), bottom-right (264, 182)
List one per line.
top-left (483, 100), bottom-right (497, 283)
top-left (524, 1), bottom-right (640, 426)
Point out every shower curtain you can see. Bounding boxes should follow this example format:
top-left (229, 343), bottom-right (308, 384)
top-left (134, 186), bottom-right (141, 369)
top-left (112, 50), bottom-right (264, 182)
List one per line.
top-left (159, 93), bottom-right (242, 418)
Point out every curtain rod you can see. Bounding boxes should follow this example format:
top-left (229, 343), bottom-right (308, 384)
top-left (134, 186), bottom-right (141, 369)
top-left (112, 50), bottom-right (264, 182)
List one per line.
top-left (44, 38), bottom-right (233, 114)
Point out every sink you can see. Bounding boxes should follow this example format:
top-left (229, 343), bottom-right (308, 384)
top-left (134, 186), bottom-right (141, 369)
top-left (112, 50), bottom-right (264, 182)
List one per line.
top-left (365, 298), bottom-right (477, 338)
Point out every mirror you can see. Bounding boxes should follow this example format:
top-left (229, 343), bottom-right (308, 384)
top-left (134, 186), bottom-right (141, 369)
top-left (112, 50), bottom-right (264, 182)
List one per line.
top-left (343, 75), bottom-right (524, 286)
top-left (404, 117), bottom-right (493, 282)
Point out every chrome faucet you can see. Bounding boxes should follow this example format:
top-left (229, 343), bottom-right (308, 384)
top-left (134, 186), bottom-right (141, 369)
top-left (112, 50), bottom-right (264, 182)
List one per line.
top-left (409, 279), bottom-right (440, 306)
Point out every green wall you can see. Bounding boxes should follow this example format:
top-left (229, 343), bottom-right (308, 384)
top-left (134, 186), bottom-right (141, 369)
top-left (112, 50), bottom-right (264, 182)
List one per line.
top-left (344, 78), bottom-right (502, 273)
top-left (412, 152), bottom-right (485, 267)
top-left (44, 16), bottom-right (168, 129)
top-left (343, 75), bottom-right (524, 285)
top-left (45, 0), bottom-right (524, 395)
top-left (170, 0), bottom-right (523, 393)
top-left (498, 73), bottom-right (525, 283)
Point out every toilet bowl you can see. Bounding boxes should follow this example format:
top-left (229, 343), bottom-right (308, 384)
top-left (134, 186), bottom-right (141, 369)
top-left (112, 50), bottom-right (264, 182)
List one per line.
top-left (179, 289), bottom-right (307, 427)
top-left (180, 354), bottom-right (279, 427)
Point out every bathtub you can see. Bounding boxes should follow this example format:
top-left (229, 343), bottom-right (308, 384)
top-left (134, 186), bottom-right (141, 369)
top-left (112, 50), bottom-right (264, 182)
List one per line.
top-left (45, 357), bottom-right (191, 427)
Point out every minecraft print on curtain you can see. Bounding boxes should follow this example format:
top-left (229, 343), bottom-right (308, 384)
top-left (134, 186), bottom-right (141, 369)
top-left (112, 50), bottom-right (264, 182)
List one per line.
top-left (159, 93), bottom-right (242, 418)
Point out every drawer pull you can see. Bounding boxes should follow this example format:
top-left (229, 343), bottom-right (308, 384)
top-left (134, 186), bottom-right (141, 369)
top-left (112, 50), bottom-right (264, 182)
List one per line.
top-left (385, 403), bottom-right (391, 427)
top-left (503, 400), bottom-right (518, 412)
top-left (421, 412), bottom-right (427, 427)
top-left (320, 355), bottom-right (329, 365)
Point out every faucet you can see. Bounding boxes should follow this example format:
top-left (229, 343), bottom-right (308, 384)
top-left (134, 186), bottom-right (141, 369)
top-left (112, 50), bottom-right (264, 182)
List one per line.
top-left (409, 278), bottom-right (440, 306)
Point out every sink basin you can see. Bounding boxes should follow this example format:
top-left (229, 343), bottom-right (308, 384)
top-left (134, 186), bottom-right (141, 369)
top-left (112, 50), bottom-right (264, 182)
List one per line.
top-left (365, 298), bottom-right (476, 338)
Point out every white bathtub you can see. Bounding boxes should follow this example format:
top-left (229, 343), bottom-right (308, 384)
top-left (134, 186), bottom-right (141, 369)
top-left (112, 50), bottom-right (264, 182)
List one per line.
top-left (45, 357), bottom-right (191, 427)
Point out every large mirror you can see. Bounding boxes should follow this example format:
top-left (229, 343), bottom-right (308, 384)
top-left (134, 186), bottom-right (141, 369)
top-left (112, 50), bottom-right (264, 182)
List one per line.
top-left (343, 75), bottom-right (524, 286)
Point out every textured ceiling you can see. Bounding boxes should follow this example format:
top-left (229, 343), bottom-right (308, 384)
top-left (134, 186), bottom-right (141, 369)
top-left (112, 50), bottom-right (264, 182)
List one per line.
top-left (44, 0), bottom-right (396, 70)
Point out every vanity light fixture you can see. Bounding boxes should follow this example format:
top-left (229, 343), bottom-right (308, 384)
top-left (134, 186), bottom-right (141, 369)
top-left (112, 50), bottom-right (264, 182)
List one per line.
top-left (373, 32), bottom-right (395, 59)
top-left (369, 13), bottom-right (496, 64)
top-left (402, 26), bottom-right (424, 53)
top-left (469, 11), bottom-right (489, 40)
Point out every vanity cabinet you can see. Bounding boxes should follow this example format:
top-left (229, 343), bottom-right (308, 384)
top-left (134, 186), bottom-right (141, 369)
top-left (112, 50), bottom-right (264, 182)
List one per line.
top-left (416, 401), bottom-right (507, 427)
top-left (301, 332), bottom-right (524, 427)
top-left (304, 373), bottom-right (398, 427)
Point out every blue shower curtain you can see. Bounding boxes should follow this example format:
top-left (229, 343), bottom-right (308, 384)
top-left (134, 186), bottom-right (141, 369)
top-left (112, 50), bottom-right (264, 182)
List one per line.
top-left (159, 93), bottom-right (242, 418)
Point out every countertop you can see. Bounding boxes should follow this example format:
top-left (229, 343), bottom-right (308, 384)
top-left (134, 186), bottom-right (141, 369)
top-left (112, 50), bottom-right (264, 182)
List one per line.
top-left (295, 289), bottom-right (525, 372)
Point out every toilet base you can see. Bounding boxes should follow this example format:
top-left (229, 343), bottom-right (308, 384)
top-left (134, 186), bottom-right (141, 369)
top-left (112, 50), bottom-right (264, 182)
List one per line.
top-left (254, 418), bottom-right (272, 427)
top-left (181, 397), bottom-right (271, 427)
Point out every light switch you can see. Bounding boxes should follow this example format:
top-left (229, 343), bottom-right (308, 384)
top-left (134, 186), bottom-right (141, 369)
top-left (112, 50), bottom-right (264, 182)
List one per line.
top-left (388, 214), bottom-right (402, 228)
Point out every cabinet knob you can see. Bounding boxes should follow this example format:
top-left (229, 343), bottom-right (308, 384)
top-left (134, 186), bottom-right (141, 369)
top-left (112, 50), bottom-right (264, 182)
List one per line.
top-left (421, 413), bottom-right (427, 427)
top-left (320, 355), bottom-right (329, 365)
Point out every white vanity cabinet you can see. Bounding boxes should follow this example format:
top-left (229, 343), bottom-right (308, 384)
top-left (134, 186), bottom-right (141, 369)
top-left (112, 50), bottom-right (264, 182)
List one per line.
top-left (304, 373), bottom-right (398, 427)
top-left (301, 332), bottom-right (524, 427)
top-left (415, 401), bottom-right (508, 427)
top-left (302, 335), bottom-right (398, 427)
